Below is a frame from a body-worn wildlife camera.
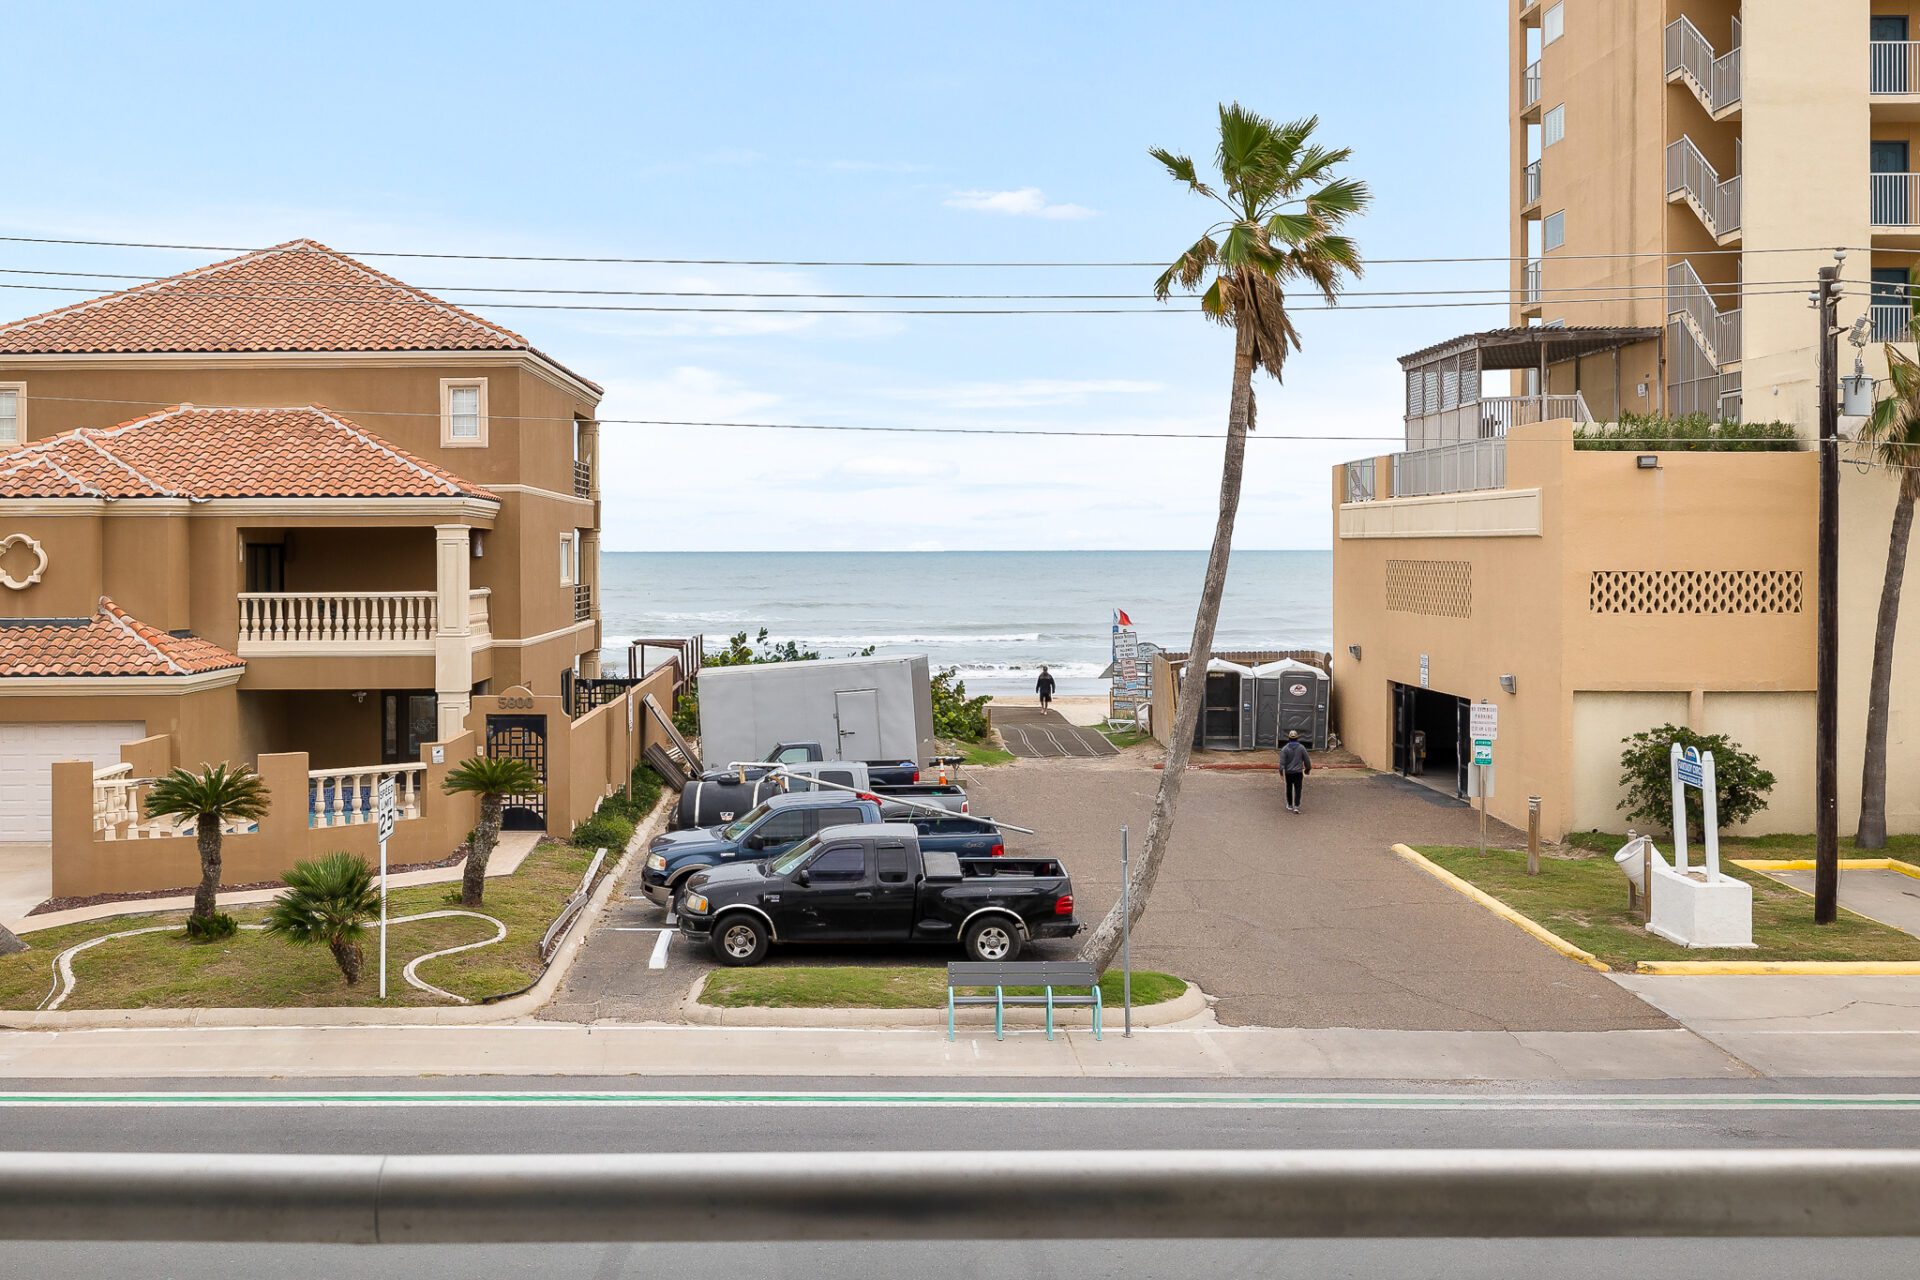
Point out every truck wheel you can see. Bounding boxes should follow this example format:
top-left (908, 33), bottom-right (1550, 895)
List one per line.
top-left (963, 917), bottom-right (1022, 963)
top-left (710, 913), bottom-right (771, 966)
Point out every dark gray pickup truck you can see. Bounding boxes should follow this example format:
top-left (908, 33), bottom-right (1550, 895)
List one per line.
top-left (677, 823), bottom-right (1079, 966)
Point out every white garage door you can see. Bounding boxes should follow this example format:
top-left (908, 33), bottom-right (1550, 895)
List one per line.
top-left (0, 722), bottom-right (144, 842)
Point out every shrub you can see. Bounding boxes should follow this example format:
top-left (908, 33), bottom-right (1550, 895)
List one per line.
top-left (572, 801), bottom-right (636, 851)
top-left (1574, 412), bottom-right (1800, 453)
top-left (262, 852), bottom-right (380, 985)
top-left (679, 628), bottom-right (878, 740)
top-left (1617, 724), bottom-right (1776, 842)
top-left (931, 666), bottom-right (992, 741)
top-left (184, 911), bottom-right (238, 943)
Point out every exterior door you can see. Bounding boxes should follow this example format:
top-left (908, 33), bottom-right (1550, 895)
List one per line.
top-left (834, 689), bottom-right (881, 761)
top-left (243, 542), bottom-right (286, 594)
top-left (1875, 16), bottom-right (1911, 95)
top-left (866, 840), bottom-right (918, 936)
top-left (382, 691), bottom-right (437, 765)
top-left (484, 714), bottom-right (548, 830)
top-left (1873, 140), bottom-right (1911, 227)
top-left (0, 721), bottom-right (142, 842)
top-left (738, 807), bottom-right (809, 859)
top-left (785, 843), bottom-right (872, 939)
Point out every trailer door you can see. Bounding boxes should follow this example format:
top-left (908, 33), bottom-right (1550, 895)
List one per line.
top-left (834, 688), bottom-right (882, 761)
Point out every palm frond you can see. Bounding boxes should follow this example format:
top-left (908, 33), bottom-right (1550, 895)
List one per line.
top-left (1149, 147), bottom-right (1214, 199)
top-left (143, 763), bottom-right (271, 823)
top-left (443, 755), bottom-right (542, 799)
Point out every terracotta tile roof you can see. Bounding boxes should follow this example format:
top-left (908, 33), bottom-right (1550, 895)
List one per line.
top-left (0, 239), bottom-right (530, 356)
top-left (0, 598), bottom-right (244, 678)
top-left (0, 405), bottom-right (497, 501)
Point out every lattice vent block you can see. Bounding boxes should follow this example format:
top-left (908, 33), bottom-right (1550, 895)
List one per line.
top-left (1589, 570), bottom-right (1803, 615)
top-left (1385, 560), bottom-right (1473, 618)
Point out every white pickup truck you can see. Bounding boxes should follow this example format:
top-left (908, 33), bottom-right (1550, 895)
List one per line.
top-left (673, 759), bottom-right (969, 830)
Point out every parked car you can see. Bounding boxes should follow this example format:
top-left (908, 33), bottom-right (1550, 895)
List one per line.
top-left (675, 756), bottom-right (965, 829)
top-left (641, 791), bottom-right (1002, 907)
top-left (678, 823), bottom-right (1079, 965)
top-left (704, 740), bottom-right (923, 787)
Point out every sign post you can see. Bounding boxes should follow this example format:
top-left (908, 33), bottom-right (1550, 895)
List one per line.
top-left (1120, 825), bottom-right (1132, 1039)
top-left (1470, 701), bottom-right (1497, 858)
top-left (375, 775), bottom-right (398, 1000)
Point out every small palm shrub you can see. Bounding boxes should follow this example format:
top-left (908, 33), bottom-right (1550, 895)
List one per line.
top-left (442, 756), bottom-right (541, 907)
top-left (142, 763), bottom-right (272, 927)
top-left (184, 911), bottom-right (238, 943)
top-left (263, 853), bottom-right (381, 985)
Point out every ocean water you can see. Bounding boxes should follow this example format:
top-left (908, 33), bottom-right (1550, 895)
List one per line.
top-left (598, 550), bottom-right (1332, 697)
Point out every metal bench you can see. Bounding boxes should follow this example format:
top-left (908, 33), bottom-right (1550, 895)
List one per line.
top-left (947, 960), bottom-right (1103, 1042)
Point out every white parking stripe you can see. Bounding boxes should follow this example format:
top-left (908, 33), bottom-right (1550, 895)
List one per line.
top-left (649, 930), bottom-right (673, 970)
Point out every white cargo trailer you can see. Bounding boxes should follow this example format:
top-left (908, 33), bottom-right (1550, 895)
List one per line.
top-left (697, 654), bottom-right (936, 768)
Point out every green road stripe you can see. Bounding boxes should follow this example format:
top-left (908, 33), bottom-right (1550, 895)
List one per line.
top-left (1, 1092), bottom-right (1920, 1108)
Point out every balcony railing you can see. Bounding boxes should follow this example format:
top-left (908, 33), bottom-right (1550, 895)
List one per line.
top-left (1664, 16), bottom-right (1740, 114)
top-left (574, 582), bottom-right (593, 622)
top-left (238, 591), bottom-right (438, 647)
top-left (468, 587), bottom-right (491, 634)
top-left (1666, 261), bottom-right (1741, 365)
top-left (1666, 135), bottom-right (1742, 239)
top-left (1872, 172), bottom-right (1920, 228)
top-left (1872, 41), bottom-right (1920, 95)
top-left (93, 765), bottom-right (255, 840)
top-left (1344, 457), bottom-right (1376, 504)
top-left (309, 763), bottom-right (426, 829)
top-left (1392, 437), bottom-right (1507, 498)
top-left (1874, 301), bottom-right (1915, 343)
top-left (1523, 59), bottom-right (1540, 109)
top-left (1403, 393), bottom-right (1592, 453)
top-left (573, 459), bottom-right (592, 498)
top-left (1522, 258), bottom-right (1542, 306)
top-left (1523, 159), bottom-right (1541, 206)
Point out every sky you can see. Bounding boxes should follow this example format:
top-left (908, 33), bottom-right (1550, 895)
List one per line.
top-left (2, 1), bottom-right (1510, 552)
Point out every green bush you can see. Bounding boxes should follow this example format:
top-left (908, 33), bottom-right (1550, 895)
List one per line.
top-left (931, 666), bottom-right (992, 741)
top-left (571, 808), bottom-right (636, 851)
top-left (679, 628), bottom-right (878, 740)
top-left (1574, 412), bottom-right (1800, 453)
top-left (183, 911), bottom-right (239, 943)
top-left (1617, 724), bottom-right (1776, 842)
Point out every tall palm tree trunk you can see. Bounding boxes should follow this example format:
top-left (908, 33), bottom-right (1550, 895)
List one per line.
top-left (462, 796), bottom-right (502, 908)
top-left (1082, 319), bottom-right (1256, 972)
top-left (330, 939), bottom-right (365, 985)
top-left (1858, 484), bottom-right (1916, 849)
top-left (192, 814), bottom-right (223, 921)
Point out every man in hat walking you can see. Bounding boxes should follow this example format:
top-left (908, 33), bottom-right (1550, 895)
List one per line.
top-left (1279, 729), bottom-right (1311, 814)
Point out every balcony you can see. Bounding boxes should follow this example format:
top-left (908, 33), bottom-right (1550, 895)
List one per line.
top-left (1344, 457), bottom-right (1376, 504)
top-left (1522, 258), bottom-right (1542, 309)
top-left (1522, 60), bottom-right (1541, 114)
top-left (1667, 261), bottom-right (1741, 366)
top-left (1872, 41), bottom-right (1920, 106)
top-left (236, 588), bottom-right (491, 656)
top-left (1392, 436), bottom-right (1507, 499)
top-left (1874, 301), bottom-right (1915, 343)
top-left (1664, 16), bottom-right (1741, 118)
top-left (1666, 136), bottom-right (1742, 241)
top-left (573, 458), bottom-right (592, 499)
top-left (1873, 172), bottom-right (1920, 231)
top-left (574, 582), bottom-right (593, 622)
top-left (1523, 159), bottom-right (1542, 208)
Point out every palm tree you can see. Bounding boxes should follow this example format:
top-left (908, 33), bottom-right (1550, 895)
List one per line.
top-left (1854, 340), bottom-right (1920, 848)
top-left (263, 852), bottom-right (381, 984)
top-left (142, 763), bottom-right (271, 925)
top-left (442, 755), bottom-right (541, 907)
top-left (1081, 105), bottom-right (1366, 973)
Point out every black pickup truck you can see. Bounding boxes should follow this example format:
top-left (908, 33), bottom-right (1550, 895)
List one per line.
top-left (678, 823), bottom-right (1079, 966)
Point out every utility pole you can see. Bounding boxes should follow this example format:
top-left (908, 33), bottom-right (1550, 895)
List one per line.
top-left (1814, 262), bottom-right (1841, 925)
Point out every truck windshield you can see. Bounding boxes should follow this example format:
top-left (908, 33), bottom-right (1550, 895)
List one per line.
top-left (720, 803), bottom-right (773, 842)
top-left (765, 834), bottom-right (824, 876)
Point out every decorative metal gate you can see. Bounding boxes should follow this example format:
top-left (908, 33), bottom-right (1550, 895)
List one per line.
top-left (485, 714), bottom-right (548, 830)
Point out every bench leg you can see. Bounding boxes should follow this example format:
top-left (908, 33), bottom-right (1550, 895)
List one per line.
top-left (1045, 986), bottom-right (1054, 1041)
top-left (1092, 985), bottom-right (1103, 1041)
top-left (995, 986), bottom-right (1004, 1042)
top-left (947, 987), bottom-right (955, 1042)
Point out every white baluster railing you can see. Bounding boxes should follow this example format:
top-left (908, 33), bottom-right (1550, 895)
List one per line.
top-left (1872, 173), bottom-right (1920, 229)
top-left (237, 592), bottom-right (439, 648)
top-left (1665, 16), bottom-right (1741, 115)
top-left (308, 764), bottom-right (427, 830)
top-left (1666, 136), bottom-right (1742, 238)
top-left (1872, 41), bottom-right (1920, 96)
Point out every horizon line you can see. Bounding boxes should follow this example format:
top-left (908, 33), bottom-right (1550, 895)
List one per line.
top-left (600, 547), bottom-right (1334, 555)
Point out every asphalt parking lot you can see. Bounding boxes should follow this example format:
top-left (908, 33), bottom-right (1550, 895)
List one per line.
top-left (543, 758), bottom-right (1670, 1031)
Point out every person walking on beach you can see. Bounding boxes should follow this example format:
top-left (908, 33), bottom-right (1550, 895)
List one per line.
top-left (1279, 729), bottom-right (1312, 814)
top-left (1036, 666), bottom-right (1056, 712)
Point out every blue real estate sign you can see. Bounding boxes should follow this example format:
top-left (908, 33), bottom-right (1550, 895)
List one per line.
top-left (1676, 745), bottom-right (1706, 791)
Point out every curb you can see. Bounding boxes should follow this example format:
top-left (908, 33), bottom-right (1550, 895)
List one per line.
top-left (1633, 959), bottom-right (1920, 976)
top-left (0, 794), bottom-right (673, 1030)
top-left (676, 973), bottom-right (1210, 1029)
top-left (1391, 843), bottom-right (1611, 973)
top-left (1732, 857), bottom-right (1920, 882)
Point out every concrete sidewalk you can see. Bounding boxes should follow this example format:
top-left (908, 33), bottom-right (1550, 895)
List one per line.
top-left (1612, 974), bottom-right (1920, 1077)
top-left (0, 1022), bottom-right (1750, 1082)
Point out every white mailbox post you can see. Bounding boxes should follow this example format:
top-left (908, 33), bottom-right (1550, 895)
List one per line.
top-left (1647, 744), bottom-right (1754, 948)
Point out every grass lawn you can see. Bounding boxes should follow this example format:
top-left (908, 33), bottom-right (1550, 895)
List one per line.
top-left (958, 742), bottom-right (1016, 767)
top-left (0, 836), bottom-right (612, 1011)
top-left (1097, 725), bottom-right (1152, 749)
top-left (1565, 829), bottom-right (1920, 859)
top-left (700, 964), bottom-right (1187, 1010)
top-left (1419, 845), bottom-right (1920, 971)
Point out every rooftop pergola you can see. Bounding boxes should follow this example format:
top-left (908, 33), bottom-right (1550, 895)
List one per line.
top-left (1398, 325), bottom-right (1662, 449)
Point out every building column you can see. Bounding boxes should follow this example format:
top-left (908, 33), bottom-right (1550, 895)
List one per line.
top-left (434, 524), bottom-right (475, 740)
top-left (578, 527), bottom-right (602, 678)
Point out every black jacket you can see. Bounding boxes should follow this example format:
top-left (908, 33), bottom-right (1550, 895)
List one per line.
top-left (1036, 672), bottom-right (1056, 697)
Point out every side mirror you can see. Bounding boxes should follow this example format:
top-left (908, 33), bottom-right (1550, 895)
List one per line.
top-left (744, 835), bottom-right (766, 850)
top-left (795, 868), bottom-right (811, 886)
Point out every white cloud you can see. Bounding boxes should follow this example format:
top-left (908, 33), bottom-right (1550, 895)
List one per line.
top-left (943, 187), bottom-right (1097, 220)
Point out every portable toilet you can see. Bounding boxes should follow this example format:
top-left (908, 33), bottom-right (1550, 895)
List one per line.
top-left (1192, 658), bottom-right (1255, 750)
top-left (1251, 659), bottom-right (1330, 749)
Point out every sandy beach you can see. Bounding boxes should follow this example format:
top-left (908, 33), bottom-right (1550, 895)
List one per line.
top-left (990, 694), bottom-right (1112, 727)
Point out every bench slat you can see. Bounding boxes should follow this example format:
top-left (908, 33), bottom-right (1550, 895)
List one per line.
top-left (948, 961), bottom-right (1098, 986)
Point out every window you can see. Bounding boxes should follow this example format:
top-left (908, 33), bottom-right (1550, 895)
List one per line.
top-left (815, 805), bottom-right (863, 830)
top-left (752, 811), bottom-right (810, 846)
top-left (440, 378), bottom-right (488, 447)
top-left (807, 846), bottom-right (866, 883)
top-left (774, 746), bottom-right (813, 765)
top-left (1542, 2), bottom-right (1563, 45)
top-left (560, 533), bottom-right (575, 585)
top-left (1543, 105), bottom-right (1564, 147)
top-left (876, 845), bottom-right (910, 884)
top-left (0, 385), bottom-right (20, 445)
top-left (1543, 210), bottom-right (1566, 251)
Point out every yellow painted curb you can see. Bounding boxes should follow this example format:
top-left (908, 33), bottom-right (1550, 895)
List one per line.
top-left (1730, 857), bottom-right (1920, 881)
top-left (1635, 960), bottom-right (1920, 976)
top-left (1390, 843), bottom-right (1610, 973)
